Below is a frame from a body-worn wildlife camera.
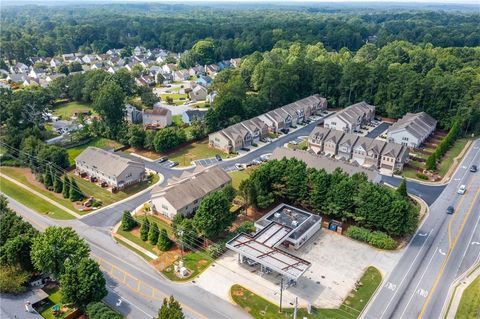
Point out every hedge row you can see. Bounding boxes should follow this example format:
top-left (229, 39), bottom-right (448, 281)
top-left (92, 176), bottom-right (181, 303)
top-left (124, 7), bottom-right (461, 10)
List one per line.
top-left (426, 120), bottom-right (461, 170)
top-left (345, 226), bottom-right (397, 250)
top-left (85, 302), bottom-right (122, 319)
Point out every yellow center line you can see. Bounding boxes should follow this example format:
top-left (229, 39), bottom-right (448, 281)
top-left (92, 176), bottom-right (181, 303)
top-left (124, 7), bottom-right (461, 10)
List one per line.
top-left (447, 179), bottom-right (474, 248)
top-left (418, 186), bottom-right (480, 319)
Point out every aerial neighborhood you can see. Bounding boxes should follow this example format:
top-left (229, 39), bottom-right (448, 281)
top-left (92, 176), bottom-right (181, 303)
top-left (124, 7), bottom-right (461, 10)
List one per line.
top-left (1, 3), bottom-right (479, 319)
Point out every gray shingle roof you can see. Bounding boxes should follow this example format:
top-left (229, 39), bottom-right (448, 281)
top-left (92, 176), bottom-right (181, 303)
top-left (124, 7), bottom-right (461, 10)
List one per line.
top-left (151, 166), bottom-right (231, 210)
top-left (271, 148), bottom-right (381, 183)
top-left (75, 147), bottom-right (144, 177)
top-left (388, 112), bottom-right (437, 139)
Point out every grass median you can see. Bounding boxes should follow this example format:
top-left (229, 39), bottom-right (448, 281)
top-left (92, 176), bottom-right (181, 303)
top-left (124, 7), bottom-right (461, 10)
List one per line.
top-left (0, 176), bottom-right (75, 220)
top-left (455, 274), bottom-right (480, 318)
top-left (231, 266), bottom-right (382, 319)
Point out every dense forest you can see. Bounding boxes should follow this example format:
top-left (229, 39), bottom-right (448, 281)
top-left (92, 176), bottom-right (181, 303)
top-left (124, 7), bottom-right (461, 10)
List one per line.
top-left (207, 41), bottom-right (480, 132)
top-left (1, 3), bottom-right (479, 62)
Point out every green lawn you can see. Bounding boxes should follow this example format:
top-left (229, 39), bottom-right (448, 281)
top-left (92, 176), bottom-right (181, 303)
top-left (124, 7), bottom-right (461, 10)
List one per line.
top-left (437, 138), bottom-right (469, 176)
top-left (53, 101), bottom-right (93, 119)
top-left (231, 266), bottom-right (382, 319)
top-left (0, 177), bottom-right (75, 220)
top-left (455, 274), bottom-right (480, 319)
top-left (228, 169), bottom-right (253, 190)
top-left (162, 251), bottom-right (213, 282)
top-left (38, 287), bottom-right (75, 319)
top-left (66, 137), bottom-right (123, 165)
top-left (116, 213), bottom-right (174, 255)
top-left (160, 93), bottom-right (188, 101)
top-left (166, 139), bottom-right (233, 166)
top-left (116, 236), bottom-right (154, 262)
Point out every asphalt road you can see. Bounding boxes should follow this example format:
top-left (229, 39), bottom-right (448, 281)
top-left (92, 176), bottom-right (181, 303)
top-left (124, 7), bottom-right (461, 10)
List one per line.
top-left (5, 198), bottom-right (248, 319)
top-left (362, 138), bottom-right (480, 319)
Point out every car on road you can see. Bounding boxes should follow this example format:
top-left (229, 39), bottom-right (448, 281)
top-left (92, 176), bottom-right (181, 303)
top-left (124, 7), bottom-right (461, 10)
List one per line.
top-left (158, 157), bottom-right (168, 163)
top-left (457, 184), bottom-right (466, 195)
top-left (446, 206), bottom-right (455, 214)
top-left (470, 165), bottom-right (477, 172)
top-left (235, 163), bottom-right (244, 171)
top-left (215, 154), bottom-right (222, 161)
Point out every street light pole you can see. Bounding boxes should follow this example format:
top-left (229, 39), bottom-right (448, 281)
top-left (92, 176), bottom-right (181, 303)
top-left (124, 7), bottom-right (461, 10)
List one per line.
top-left (279, 277), bottom-right (283, 313)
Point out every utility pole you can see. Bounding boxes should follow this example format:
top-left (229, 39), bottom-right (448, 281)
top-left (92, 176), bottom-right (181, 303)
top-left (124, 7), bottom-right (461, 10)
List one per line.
top-left (178, 229), bottom-right (184, 263)
top-left (293, 297), bottom-right (298, 319)
top-left (279, 277), bottom-right (283, 313)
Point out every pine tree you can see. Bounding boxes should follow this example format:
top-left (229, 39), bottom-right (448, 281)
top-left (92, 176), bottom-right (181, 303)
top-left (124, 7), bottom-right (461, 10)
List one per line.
top-left (158, 296), bottom-right (184, 319)
top-left (121, 211), bottom-right (137, 231)
top-left (69, 178), bottom-right (84, 202)
top-left (148, 222), bottom-right (159, 244)
top-left (426, 153), bottom-right (436, 171)
top-left (397, 178), bottom-right (408, 198)
top-left (157, 229), bottom-right (172, 252)
top-left (43, 169), bottom-right (53, 189)
top-left (53, 173), bottom-right (63, 193)
top-left (140, 218), bottom-right (150, 241)
top-left (62, 175), bottom-right (70, 198)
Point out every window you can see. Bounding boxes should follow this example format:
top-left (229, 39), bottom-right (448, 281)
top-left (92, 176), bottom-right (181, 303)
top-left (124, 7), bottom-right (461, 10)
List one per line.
top-left (161, 204), bottom-right (169, 210)
top-left (402, 137), bottom-right (409, 141)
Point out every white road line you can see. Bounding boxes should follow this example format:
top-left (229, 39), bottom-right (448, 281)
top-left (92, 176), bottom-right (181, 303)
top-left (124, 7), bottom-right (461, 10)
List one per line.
top-left (454, 142), bottom-right (480, 187)
top-left (398, 247), bottom-right (439, 319)
top-left (380, 227), bottom-right (434, 318)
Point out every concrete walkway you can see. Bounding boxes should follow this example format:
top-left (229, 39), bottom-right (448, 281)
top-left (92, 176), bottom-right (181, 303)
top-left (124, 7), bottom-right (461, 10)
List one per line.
top-left (0, 173), bottom-right (81, 218)
top-left (442, 262), bottom-right (480, 318)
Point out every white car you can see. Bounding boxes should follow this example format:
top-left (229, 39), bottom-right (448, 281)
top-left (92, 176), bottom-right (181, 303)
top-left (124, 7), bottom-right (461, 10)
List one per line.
top-left (457, 185), bottom-right (466, 195)
top-left (235, 163), bottom-right (244, 171)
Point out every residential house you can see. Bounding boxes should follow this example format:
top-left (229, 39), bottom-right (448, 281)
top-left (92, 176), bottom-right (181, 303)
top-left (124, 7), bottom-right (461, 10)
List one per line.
top-left (380, 143), bottom-right (409, 175)
top-left (324, 101), bottom-right (375, 133)
top-left (308, 126), bottom-right (331, 154)
top-left (364, 139), bottom-right (386, 168)
top-left (10, 62), bottom-right (29, 74)
top-left (336, 133), bottom-right (359, 160)
top-left (45, 73), bottom-right (66, 83)
top-left (142, 107), bottom-right (172, 129)
top-left (188, 85), bottom-right (208, 102)
top-left (209, 122), bottom-right (252, 153)
top-left (205, 64), bottom-right (219, 75)
top-left (277, 105), bottom-right (300, 127)
top-left (230, 58), bottom-right (242, 68)
top-left (125, 104), bottom-right (143, 124)
top-left (351, 136), bottom-right (372, 166)
top-left (6, 73), bottom-right (27, 84)
top-left (173, 69), bottom-right (190, 82)
top-left (162, 63), bottom-right (177, 74)
top-left (29, 68), bottom-right (46, 79)
top-left (62, 53), bottom-right (76, 62)
top-left (206, 91), bottom-right (217, 104)
top-left (181, 109), bottom-right (207, 125)
top-left (196, 75), bottom-right (213, 87)
top-left (323, 129), bottom-right (345, 156)
top-left (241, 118), bottom-right (268, 144)
top-left (150, 166), bottom-right (231, 219)
top-left (271, 148), bottom-right (381, 183)
top-left (75, 147), bottom-right (145, 189)
top-left (387, 112), bottom-right (437, 148)
top-left (50, 59), bottom-right (63, 68)
top-left (259, 110), bottom-right (286, 132)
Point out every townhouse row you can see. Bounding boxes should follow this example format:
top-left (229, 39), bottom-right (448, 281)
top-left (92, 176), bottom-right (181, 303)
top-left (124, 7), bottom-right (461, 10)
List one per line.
top-left (208, 94), bottom-right (328, 153)
top-left (308, 127), bottom-right (409, 175)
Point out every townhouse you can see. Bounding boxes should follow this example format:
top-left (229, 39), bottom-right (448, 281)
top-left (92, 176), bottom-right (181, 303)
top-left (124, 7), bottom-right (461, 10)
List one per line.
top-left (75, 147), bottom-right (145, 189)
top-left (150, 166), bottom-right (231, 219)
top-left (387, 112), bottom-right (437, 148)
top-left (324, 101), bottom-right (375, 133)
top-left (307, 128), bottom-right (409, 174)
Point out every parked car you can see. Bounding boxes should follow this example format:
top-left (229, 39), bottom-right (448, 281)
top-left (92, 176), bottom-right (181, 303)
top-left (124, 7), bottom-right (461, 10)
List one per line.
top-left (169, 161), bottom-right (179, 168)
top-left (252, 159), bottom-right (262, 165)
top-left (446, 206), bottom-right (455, 214)
top-left (158, 157), bottom-right (168, 163)
top-left (241, 147), bottom-right (250, 152)
top-left (235, 163), bottom-right (244, 171)
top-left (470, 165), bottom-right (477, 172)
top-left (289, 140), bottom-right (298, 145)
top-left (281, 128), bottom-right (289, 134)
top-left (215, 154), bottom-right (222, 161)
top-left (457, 184), bottom-right (466, 195)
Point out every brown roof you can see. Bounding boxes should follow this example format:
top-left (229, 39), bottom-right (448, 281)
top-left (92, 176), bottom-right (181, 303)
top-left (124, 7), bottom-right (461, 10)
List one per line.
top-left (144, 107), bottom-right (170, 116)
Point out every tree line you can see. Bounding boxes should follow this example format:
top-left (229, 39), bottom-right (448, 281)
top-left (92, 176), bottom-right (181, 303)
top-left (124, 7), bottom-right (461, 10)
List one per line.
top-left (208, 41), bottom-right (480, 133)
top-left (238, 158), bottom-right (418, 239)
top-left (1, 4), bottom-right (479, 63)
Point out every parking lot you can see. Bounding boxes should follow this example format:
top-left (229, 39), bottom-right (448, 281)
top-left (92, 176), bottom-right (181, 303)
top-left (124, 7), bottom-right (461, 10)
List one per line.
top-left (193, 157), bottom-right (220, 167)
top-left (366, 122), bottom-right (391, 139)
top-left (196, 230), bottom-right (402, 308)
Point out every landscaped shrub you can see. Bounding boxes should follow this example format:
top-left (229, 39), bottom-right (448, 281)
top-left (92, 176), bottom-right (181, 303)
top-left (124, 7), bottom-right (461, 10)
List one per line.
top-left (206, 243), bottom-right (225, 258)
top-left (346, 226), bottom-right (397, 250)
top-left (416, 173), bottom-right (429, 180)
top-left (85, 302), bottom-right (122, 319)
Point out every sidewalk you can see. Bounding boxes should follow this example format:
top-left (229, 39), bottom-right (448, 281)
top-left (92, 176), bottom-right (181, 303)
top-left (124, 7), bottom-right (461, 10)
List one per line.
top-left (0, 173), bottom-right (81, 218)
top-left (443, 262), bottom-right (480, 318)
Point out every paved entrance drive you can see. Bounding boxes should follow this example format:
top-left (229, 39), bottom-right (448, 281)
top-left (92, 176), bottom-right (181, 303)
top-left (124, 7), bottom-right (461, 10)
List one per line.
top-left (196, 231), bottom-right (402, 308)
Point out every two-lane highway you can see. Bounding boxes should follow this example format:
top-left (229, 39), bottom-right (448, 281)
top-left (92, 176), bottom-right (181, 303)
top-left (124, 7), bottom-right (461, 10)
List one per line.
top-left (363, 139), bottom-right (480, 319)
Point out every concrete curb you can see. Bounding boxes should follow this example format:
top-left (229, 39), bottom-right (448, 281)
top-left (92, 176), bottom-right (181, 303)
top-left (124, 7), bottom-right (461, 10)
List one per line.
top-left (359, 266), bottom-right (385, 319)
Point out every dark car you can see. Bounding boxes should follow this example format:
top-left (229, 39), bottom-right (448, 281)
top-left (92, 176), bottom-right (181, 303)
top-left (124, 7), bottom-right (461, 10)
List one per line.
top-left (446, 206), bottom-right (455, 215)
top-left (215, 154), bottom-right (222, 161)
top-left (158, 157), bottom-right (168, 163)
top-left (281, 128), bottom-right (289, 134)
top-left (241, 147), bottom-right (250, 152)
top-left (470, 165), bottom-right (478, 172)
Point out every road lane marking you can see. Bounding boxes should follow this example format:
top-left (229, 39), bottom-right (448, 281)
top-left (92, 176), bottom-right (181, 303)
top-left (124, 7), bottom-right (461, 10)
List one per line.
top-left (418, 187), bottom-right (480, 319)
top-left (380, 228), bottom-right (433, 318)
top-left (399, 247), bottom-right (439, 319)
top-left (454, 203), bottom-right (480, 279)
top-left (418, 233), bottom-right (428, 237)
top-left (439, 249), bottom-right (446, 256)
top-left (447, 179), bottom-right (475, 248)
top-left (472, 242), bottom-right (480, 245)
top-left (385, 282), bottom-right (396, 291)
